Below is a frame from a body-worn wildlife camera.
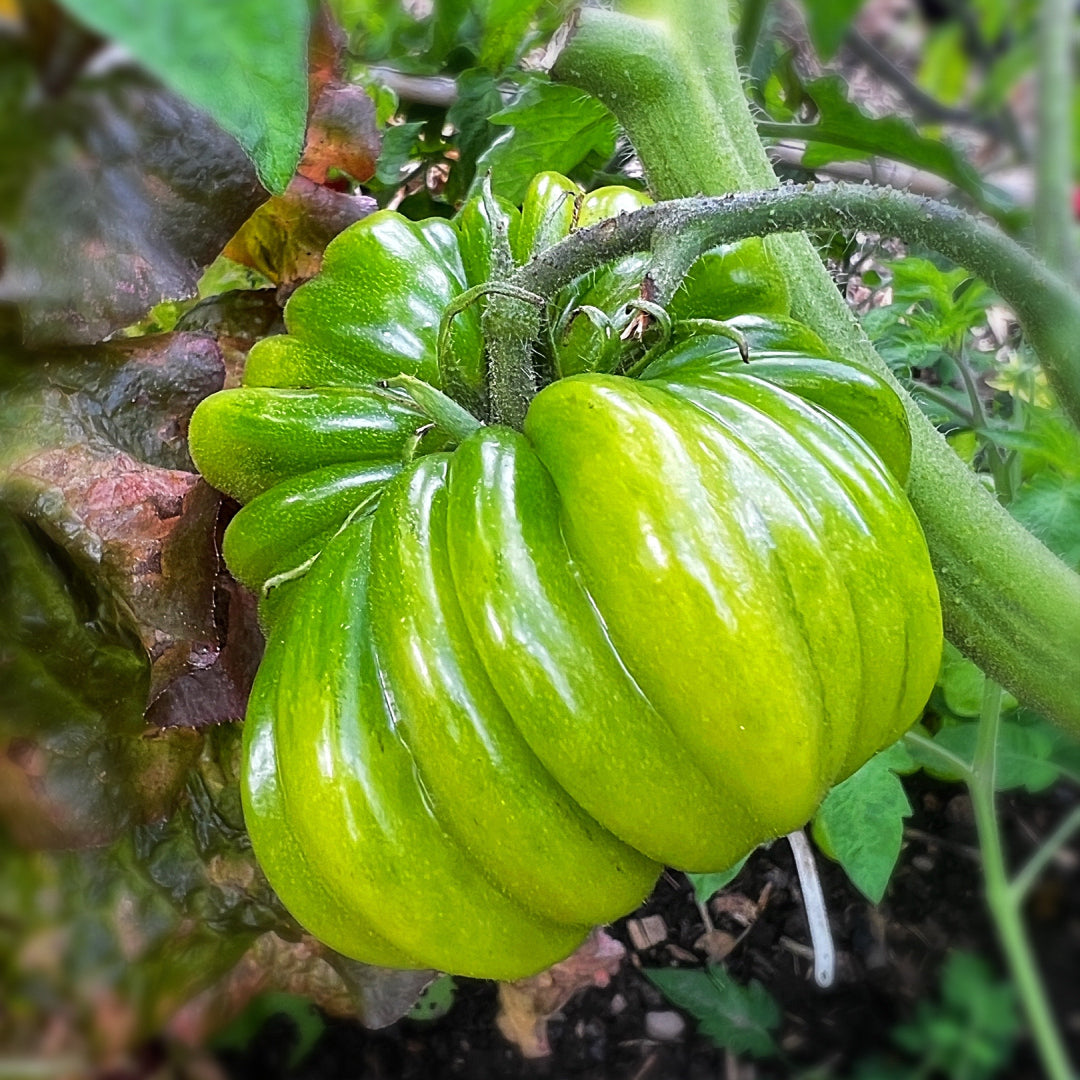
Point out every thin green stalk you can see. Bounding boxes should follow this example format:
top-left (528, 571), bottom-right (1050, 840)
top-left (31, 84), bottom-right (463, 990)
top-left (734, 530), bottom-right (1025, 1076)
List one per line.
top-left (953, 347), bottom-right (1011, 499)
top-left (1010, 805), bottom-right (1080, 904)
top-left (902, 729), bottom-right (974, 780)
top-left (968, 680), bottom-right (1075, 1080)
top-left (1035, 0), bottom-right (1078, 279)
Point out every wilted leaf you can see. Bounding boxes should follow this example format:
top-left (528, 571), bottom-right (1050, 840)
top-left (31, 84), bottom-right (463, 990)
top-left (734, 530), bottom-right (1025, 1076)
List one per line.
top-left (0, 63), bottom-right (267, 345)
top-left (496, 929), bottom-right (625, 1058)
top-left (0, 508), bottom-right (202, 848)
top-left (0, 727), bottom-right (266, 1060)
top-left (174, 289), bottom-right (284, 387)
top-left (224, 176), bottom-right (377, 291)
top-left (327, 955), bottom-right (438, 1029)
top-left (55, 0), bottom-right (309, 194)
top-left (299, 83), bottom-right (381, 185)
top-left (0, 333), bottom-right (261, 727)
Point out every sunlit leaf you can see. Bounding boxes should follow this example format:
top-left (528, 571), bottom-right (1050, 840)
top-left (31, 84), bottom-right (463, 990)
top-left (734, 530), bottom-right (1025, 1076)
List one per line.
top-left (0, 333), bottom-right (264, 727)
top-left (478, 81), bottom-right (617, 204)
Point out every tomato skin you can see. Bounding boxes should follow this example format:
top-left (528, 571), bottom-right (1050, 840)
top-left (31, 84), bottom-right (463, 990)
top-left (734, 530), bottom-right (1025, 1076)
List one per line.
top-left (247, 514), bottom-right (591, 979)
top-left (187, 177), bottom-right (944, 980)
top-left (242, 211), bottom-right (484, 394)
top-left (188, 385), bottom-right (427, 504)
top-left (444, 427), bottom-right (745, 869)
top-left (222, 461), bottom-right (400, 593)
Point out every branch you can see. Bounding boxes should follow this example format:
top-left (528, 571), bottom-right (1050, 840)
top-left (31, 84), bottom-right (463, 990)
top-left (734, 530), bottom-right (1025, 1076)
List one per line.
top-left (514, 183), bottom-right (1080, 427)
top-left (841, 30), bottom-right (1011, 143)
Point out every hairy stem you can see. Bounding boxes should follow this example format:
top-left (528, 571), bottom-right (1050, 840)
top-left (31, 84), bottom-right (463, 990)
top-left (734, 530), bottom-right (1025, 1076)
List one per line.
top-left (551, 7), bottom-right (1080, 735)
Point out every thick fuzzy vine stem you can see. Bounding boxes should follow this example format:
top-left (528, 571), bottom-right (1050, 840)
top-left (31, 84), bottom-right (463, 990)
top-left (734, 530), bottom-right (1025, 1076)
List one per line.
top-left (550, 6), bottom-right (1080, 737)
top-left (514, 184), bottom-right (1080, 427)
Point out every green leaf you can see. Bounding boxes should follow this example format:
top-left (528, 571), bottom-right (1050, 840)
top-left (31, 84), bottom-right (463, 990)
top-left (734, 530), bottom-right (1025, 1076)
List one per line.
top-left (478, 0), bottom-right (548, 71)
top-left (1009, 473), bottom-right (1080, 569)
top-left (937, 642), bottom-right (1019, 719)
top-left (407, 975), bottom-right (456, 1021)
top-left (758, 76), bottom-right (1015, 220)
top-left (801, 0), bottom-right (864, 60)
top-left (477, 81), bottom-right (618, 204)
top-left (375, 121), bottom-right (426, 186)
top-left (643, 966), bottom-right (780, 1058)
top-left (913, 719), bottom-right (1061, 792)
top-left (214, 993), bottom-right (326, 1067)
top-left (444, 69), bottom-right (504, 202)
top-left (811, 743), bottom-right (915, 903)
top-left (686, 855), bottom-right (750, 906)
top-left (54, 0), bottom-right (310, 194)
top-left (892, 953), bottom-right (1019, 1080)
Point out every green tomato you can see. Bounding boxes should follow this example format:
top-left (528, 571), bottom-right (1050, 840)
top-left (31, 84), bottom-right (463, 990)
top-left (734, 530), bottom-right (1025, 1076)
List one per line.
top-left (233, 359), bottom-right (940, 980)
top-left (188, 182), bottom-right (943, 981)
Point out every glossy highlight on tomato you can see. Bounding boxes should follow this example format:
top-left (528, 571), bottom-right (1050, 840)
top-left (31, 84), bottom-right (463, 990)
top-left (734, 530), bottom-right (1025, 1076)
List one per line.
top-left (188, 176), bottom-right (943, 980)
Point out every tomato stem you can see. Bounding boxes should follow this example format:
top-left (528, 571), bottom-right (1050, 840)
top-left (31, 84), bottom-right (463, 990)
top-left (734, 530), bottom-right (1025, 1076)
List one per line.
top-left (968, 680), bottom-right (1076, 1080)
top-left (385, 375), bottom-right (483, 444)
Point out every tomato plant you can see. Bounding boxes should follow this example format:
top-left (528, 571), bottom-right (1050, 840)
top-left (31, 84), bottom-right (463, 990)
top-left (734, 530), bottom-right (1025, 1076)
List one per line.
top-left (2, 0), bottom-right (1079, 1076)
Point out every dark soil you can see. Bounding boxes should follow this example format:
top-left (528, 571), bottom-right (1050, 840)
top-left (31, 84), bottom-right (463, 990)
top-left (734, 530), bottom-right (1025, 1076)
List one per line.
top-left (214, 775), bottom-right (1080, 1079)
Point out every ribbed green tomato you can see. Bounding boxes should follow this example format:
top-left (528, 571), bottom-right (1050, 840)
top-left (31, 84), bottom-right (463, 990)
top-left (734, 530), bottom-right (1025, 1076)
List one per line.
top-left (189, 181), bottom-right (943, 981)
top-left (233, 357), bottom-right (940, 980)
